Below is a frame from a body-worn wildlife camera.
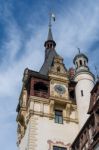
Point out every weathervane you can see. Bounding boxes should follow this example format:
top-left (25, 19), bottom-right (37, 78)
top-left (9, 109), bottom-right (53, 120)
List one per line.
top-left (49, 13), bottom-right (56, 28)
top-left (77, 48), bottom-right (81, 54)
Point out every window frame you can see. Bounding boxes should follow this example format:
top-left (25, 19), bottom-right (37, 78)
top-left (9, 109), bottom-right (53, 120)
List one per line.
top-left (55, 109), bottom-right (63, 124)
top-left (53, 146), bottom-right (67, 150)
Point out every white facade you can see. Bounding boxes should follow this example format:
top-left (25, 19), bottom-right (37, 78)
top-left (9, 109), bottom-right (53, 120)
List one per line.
top-left (19, 97), bottom-right (79, 150)
top-left (75, 73), bottom-right (94, 129)
top-left (19, 116), bottom-right (79, 150)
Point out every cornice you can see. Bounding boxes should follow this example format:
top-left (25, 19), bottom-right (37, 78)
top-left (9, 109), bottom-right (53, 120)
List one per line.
top-left (74, 70), bottom-right (95, 80)
top-left (49, 75), bottom-right (69, 82)
top-left (29, 110), bottom-right (78, 123)
top-left (64, 117), bottom-right (78, 123)
top-left (49, 71), bottom-right (67, 77)
top-left (29, 110), bottom-right (54, 119)
top-left (50, 96), bottom-right (73, 104)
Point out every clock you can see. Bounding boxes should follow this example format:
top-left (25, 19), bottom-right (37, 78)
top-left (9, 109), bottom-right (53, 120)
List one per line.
top-left (54, 84), bottom-right (66, 94)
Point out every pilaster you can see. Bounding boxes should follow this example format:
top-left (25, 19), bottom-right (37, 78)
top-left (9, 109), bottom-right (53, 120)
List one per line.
top-left (28, 116), bottom-right (38, 150)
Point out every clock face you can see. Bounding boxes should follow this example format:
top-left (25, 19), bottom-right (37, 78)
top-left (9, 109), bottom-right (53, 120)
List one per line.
top-left (54, 84), bottom-right (66, 94)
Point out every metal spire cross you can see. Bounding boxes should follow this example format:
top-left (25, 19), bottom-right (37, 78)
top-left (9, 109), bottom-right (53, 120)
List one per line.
top-left (48, 12), bottom-right (55, 28)
top-left (77, 48), bottom-right (81, 54)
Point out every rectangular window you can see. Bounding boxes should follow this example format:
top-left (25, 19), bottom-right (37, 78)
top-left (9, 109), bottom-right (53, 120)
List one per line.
top-left (81, 90), bottom-right (84, 96)
top-left (53, 146), bottom-right (67, 150)
top-left (55, 110), bottom-right (63, 124)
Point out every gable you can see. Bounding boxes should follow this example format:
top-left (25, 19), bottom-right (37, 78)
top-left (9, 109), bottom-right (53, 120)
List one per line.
top-left (49, 55), bottom-right (67, 75)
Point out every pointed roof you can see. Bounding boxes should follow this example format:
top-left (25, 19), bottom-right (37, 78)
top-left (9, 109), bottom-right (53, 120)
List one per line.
top-left (73, 52), bottom-right (88, 64)
top-left (40, 27), bottom-right (57, 75)
top-left (39, 48), bottom-right (58, 75)
top-left (40, 24), bottom-right (59, 75)
top-left (44, 25), bottom-right (56, 48)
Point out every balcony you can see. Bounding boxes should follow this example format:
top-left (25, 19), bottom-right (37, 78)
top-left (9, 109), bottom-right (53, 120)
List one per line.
top-left (34, 90), bottom-right (49, 99)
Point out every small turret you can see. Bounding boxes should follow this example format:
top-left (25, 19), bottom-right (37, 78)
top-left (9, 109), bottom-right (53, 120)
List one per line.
top-left (73, 52), bottom-right (89, 72)
top-left (73, 50), bottom-right (95, 129)
top-left (44, 25), bottom-right (56, 50)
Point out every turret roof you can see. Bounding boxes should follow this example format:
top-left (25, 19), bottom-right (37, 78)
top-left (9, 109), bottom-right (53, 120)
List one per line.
top-left (73, 53), bottom-right (88, 64)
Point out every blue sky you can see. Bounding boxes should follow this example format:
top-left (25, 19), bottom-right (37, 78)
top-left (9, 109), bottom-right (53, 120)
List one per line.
top-left (0, 0), bottom-right (99, 150)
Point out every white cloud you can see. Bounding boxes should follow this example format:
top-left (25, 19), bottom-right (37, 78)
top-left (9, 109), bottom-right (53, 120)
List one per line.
top-left (54, 0), bottom-right (99, 59)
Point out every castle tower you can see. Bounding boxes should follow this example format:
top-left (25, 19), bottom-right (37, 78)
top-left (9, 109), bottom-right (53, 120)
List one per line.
top-left (73, 51), bottom-right (95, 129)
top-left (16, 24), bottom-right (79, 150)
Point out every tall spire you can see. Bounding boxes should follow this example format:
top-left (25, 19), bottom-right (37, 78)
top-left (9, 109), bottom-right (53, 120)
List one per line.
top-left (44, 13), bottom-right (56, 49)
top-left (47, 26), bottom-right (53, 41)
top-left (47, 13), bottom-right (53, 41)
top-left (40, 14), bottom-right (58, 75)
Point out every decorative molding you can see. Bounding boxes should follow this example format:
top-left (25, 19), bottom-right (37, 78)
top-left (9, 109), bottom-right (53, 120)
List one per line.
top-left (50, 79), bottom-right (69, 85)
top-left (29, 110), bottom-right (54, 119)
top-left (28, 110), bottom-right (78, 123)
top-left (64, 117), bottom-right (78, 123)
top-left (50, 96), bottom-right (71, 104)
top-left (66, 103), bottom-right (71, 118)
top-left (49, 74), bottom-right (68, 81)
top-left (28, 96), bottom-right (78, 123)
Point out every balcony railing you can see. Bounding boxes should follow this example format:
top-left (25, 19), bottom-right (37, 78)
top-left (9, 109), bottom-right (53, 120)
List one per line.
top-left (34, 90), bottom-right (49, 98)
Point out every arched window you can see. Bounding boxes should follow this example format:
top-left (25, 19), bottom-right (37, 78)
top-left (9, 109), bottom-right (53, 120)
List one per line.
top-left (57, 66), bottom-right (60, 72)
top-left (50, 43), bottom-right (52, 48)
top-left (48, 44), bottom-right (50, 48)
top-left (84, 60), bottom-right (86, 66)
top-left (79, 60), bottom-right (82, 66)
